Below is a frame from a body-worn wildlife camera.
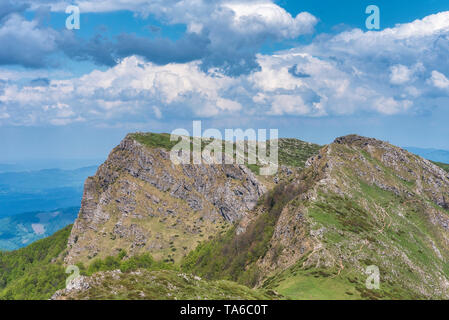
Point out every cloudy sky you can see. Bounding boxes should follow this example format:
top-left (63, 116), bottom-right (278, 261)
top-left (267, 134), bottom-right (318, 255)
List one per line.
top-left (1, 0), bottom-right (449, 161)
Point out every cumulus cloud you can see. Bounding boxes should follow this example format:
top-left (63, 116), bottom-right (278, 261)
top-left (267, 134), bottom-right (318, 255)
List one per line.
top-left (276, 11), bottom-right (449, 116)
top-left (430, 70), bottom-right (449, 89)
top-left (0, 14), bottom-right (58, 67)
top-left (390, 65), bottom-right (413, 85)
top-left (3, 0), bottom-right (317, 74)
top-left (0, 56), bottom-right (242, 125)
top-left (221, 2), bottom-right (316, 39)
top-left (1, 7), bottom-right (449, 126)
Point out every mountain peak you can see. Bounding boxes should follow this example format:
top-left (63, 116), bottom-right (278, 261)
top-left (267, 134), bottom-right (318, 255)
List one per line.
top-left (333, 134), bottom-right (387, 148)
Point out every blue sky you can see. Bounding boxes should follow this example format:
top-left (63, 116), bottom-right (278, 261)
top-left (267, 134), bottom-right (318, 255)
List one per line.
top-left (1, 0), bottom-right (449, 162)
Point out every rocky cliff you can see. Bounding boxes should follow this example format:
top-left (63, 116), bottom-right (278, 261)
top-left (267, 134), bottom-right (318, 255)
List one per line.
top-left (63, 132), bottom-right (449, 299)
top-left (65, 133), bottom-right (266, 265)
top-left (257, 135), bottom-right (449, 299)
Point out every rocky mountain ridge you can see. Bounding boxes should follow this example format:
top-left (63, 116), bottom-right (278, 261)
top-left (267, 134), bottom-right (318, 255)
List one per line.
top-left (65, 133), bottom-right (267, 265)
top-left (59, 133), bottom-right (449, 299)
top-left (256, 134), bottom-right (449, 298)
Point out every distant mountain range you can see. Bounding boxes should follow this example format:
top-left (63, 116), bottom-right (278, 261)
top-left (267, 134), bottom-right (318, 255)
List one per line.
top-left (0, 166), bottom-right (97, 217)
top-left (0, 159), bottom-right (103, 173)
top-left (404, 147), bottom-right (449, 164)
top-left (0, 207), bottom-right (79, 251)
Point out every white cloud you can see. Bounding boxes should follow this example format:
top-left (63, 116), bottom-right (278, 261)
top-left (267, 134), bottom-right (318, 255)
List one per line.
top-left (152, 106), bottom-right (162, 119)
top-left (0, 13), bottom-right (58, 67)
top-left (430, 70), bottom-right (449, 89)
top-left (389, 63), bottom-right (425, 85)
top-left (222, 2), bottom-right (317, 38)
top-left (0, 112), bottom-right (10, 119)
top-left (390, 65), bottom-right (412, 85)
top-left (373, 97), bottom-right (413, 115)
top-left (268, 94), bottom-right (310, 115)
top-left (41, 0), bottom-right (317, 41)
top-left (2, 10), bottom-right (449, 126)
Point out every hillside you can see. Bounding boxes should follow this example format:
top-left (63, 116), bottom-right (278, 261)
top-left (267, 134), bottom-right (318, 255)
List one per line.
top-left (52, 269), bottom-right (279, 300)
top-left (0, 224), bottom-right (274, 300)
top-left (65, 133), bottom-right (266, 265)
top-left (184, 135), bottom-right (449, 299)
top-left (4, 132), bottom-right (449, 300)
top-left (64, 133), bottom-right (320, 266)
top-left (0, 226), bottom-right (71, 299)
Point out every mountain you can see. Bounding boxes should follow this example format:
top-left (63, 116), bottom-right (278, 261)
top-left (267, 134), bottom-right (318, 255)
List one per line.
top-left (405, 147), bottom-right (449, 164)
top-left (4, 132), bottom-right (449, 300)
top-left (184, 135), bottom-right (449, 299)
top-left (0, 224), bottom-right (278, 300)
top-left (64, 133), bottom-right (267, 265)
top-left (0, 166), bottom-right (97, 217)
top-left (0, 207), bottom-right (79, 251)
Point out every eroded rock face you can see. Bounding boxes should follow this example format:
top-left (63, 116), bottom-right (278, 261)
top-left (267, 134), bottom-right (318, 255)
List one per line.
top-left (258, 135), bottom-right (449, 298)
top-left (65, 135), bottom-right (266, 265)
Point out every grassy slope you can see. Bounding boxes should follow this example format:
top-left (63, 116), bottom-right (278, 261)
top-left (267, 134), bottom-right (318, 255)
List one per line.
top-left (0, 225), bottom-right (72, 299)
top-left (129, 132), bottom-right (322, 171)
top-left (129, 132), bottom-right (180, 150)
top-left (277, 139), bottom-right (322, 168)
top-left (181, 141), bottom-right (449, 300)
top-left (262, 259), bottom-right (363, 300)
top-left (58, 269), bottom-right (279, 300)
top-left (0, 222), bottom-right (275, 300)
top-left (266, 144), bottom-right (449, 300)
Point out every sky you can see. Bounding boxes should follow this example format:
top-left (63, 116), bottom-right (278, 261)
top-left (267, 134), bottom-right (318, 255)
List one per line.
top-left (1, 0), bottom-right (449, 162)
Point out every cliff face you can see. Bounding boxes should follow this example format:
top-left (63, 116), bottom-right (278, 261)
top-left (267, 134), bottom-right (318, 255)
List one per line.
top-left (64, 132), bottom-right (449, 299)
top-left (260, 135), bottom-right (449, 299)
top-left (65, 134), bottom-right (266, 265)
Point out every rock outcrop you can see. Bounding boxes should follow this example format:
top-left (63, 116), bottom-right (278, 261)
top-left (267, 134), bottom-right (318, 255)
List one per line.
top-left (62, 133), bottom-right (449, 299)
top-left (258, 135), bottom-right (449, 299)
top-left (65, 133), bottom-right (266, 265)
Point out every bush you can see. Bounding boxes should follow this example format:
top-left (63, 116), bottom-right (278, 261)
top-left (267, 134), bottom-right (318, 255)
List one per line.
top-left (182, 182), bottom-right (304, 287)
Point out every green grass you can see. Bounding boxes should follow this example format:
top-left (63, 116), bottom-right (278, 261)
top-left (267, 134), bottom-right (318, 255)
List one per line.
top-left (261, 255), bottom-right (420, 300)
top-left (59, 269), bottom-right (280, 300)
top-left (246, 163), bottom-right (261, 175)
top-left (0, 225), bottom-right (72, 300)
top-left (129, 132), bottom-right (182, 150)
top-left (277, 139), bottom-right (322, 168)
top-left (79, 250), bottom-right (175, 276)
top-left (129, 133), bottom-right (322, 173)
top-left (309, 195), bottom-right (374, 234)
top-left (266, 271), bottom-right (361, 300)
